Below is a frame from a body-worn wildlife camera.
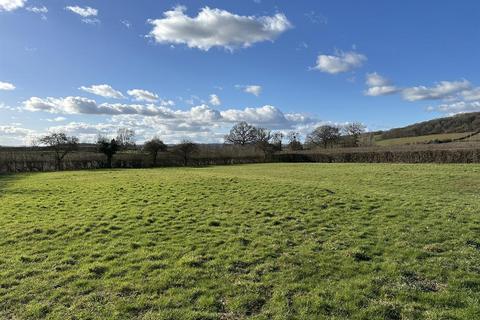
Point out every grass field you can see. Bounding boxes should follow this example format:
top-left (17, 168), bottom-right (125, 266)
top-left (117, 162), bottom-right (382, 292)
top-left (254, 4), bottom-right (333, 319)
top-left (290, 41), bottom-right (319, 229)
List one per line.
top-left (374, 132), bottom-right (476, 146)
top-left (1, 164), bottom-right (480, 319)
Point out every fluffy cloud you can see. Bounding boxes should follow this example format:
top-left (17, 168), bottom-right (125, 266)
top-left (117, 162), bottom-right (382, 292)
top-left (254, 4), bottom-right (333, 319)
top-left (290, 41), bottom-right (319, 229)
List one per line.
top-left (461, 87), bottom-right (480, 101)
top-left (0, 125), bottom-right (33, 136)
top-left (314, 51), bottom-right (367, 74)
top-left (0, 0), bottom-right (26, 12)
top-left (24, 96), bottom-right (99, 114)
top-left (23, 96), bottom-right (176, 116)
top-left (0, 81), bottom-right (15, 91)
top-left (0, 125), bottom-right (36, 146)
top-left (209, 94), bottom-right (221, 106)
top-left (16, 94), bottom-right (322, 145)
top-left (237, 85), bottom-right (262, 96)
top-left (402, 80), bottom-right (470, 101)
top-left (364, 72), bottom-right (399, 96)
top-left (147, 6), bottom-right (292, 51)
top-left (23, 95), bottom-right (314, 128)
top-left (127, 89), bottom-right (159, 102)
top-left (79, 84), bottom-right (125, 99)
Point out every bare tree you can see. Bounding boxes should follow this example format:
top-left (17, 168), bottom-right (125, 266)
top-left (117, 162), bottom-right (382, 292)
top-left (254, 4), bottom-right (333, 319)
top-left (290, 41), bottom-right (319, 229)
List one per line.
top-left (343, 122), bottom-right (366, 147)
top-left (271, 132), bottom-right (284, 152)
top-left (224, 122), bottom-right (257, 145)
top-left (39, 133), bottom-right (79, 170)
top-left (174, 140), bottom-right (199, 166)
top-left (144, 137), bottom-right (167, 166)
top-left (287, 131), bottom-right (303, 151)
top-left (306, 125), bottom-right (341, 148)
top-left (97, 137), bottom-right (120, 168)
top-left (252, 128), bottom-right (275, 159)
top-left (116, 128), bottom-right (136, 149)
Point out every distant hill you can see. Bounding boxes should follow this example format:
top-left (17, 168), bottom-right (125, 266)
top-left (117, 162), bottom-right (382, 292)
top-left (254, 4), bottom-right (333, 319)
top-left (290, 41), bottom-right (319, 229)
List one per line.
top-left (380, 112), bottom-right (480, 140)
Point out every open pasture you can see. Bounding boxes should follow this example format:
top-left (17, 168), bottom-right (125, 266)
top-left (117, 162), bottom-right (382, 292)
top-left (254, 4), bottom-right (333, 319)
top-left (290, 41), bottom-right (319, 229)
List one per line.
top-left (1, 164), bottom-right (479, 319)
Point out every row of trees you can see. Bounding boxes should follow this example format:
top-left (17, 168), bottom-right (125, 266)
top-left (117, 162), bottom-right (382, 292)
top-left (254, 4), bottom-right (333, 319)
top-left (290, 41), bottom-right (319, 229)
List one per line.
top-left (223, 122), bottom-right (303, 155)
top-left (38, 129), bottom-right (198, 170)
top-left (223, 121), bottom-right (366, 152)
top-left (37, 121), bottom-right (367, 170)
top-left (305, 122), bottom-right (366, 148)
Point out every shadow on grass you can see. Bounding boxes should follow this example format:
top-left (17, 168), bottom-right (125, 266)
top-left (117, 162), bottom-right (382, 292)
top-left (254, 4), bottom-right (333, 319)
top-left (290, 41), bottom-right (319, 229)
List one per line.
top-left (0, 173), bottom-right (28, 196)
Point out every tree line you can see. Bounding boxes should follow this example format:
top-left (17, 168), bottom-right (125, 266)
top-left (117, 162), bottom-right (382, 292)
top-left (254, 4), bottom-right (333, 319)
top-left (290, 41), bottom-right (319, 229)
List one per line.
top-left (35, 121), bottom-right (366, 170)
top-left (223, 121), bottom-right (366, 152)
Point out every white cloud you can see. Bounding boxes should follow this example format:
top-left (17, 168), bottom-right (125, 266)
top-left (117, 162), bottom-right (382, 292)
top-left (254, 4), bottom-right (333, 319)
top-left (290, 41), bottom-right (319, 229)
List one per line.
top-left (65, 5), bottom-right (99, 24)
top-left (24, 96), bottom-right (99, 114)
top-left (23, 95), bottom-right (315, 128)
top-left (402, 80), bottom-right (470, 101)
top-left (26, 6), bottom-right (48, 14)
top-left (209, 94), bottom-right (221, 106)
top-left (65, 5), bottom-right (97, 17)
top-left (364, 72), bottom-right (399, 96)
top-left (314, 51), bottom-right (367, 74)
top-left (0, 81), bottom-right (15, 91)
top-left (27, 6), bottom-right (48, 20)
top-left (366, 72), bottom-right (389, 87)
top-left (461, 87), bottom-right (480, 101)
top-left (365, 86), bottom-right (399, 96)
top-left (127, 89), bottom-right (159, 102)
top-left (79, 84), bottom-right (125, 99)
top-left (0, 0), bottom-right (26, 12)
top-left (27, 5), bottom-right (48, 19)
top-left (0, 125), bottom-right (33, 136)
top-left (237, 85), bottom-right (262, 96)
top-left (147, 6), bottom-right (292, 51)
top-left (13, 94), bottom-right (324, 145)
top-left (436, 101), bottom-right (480, 114)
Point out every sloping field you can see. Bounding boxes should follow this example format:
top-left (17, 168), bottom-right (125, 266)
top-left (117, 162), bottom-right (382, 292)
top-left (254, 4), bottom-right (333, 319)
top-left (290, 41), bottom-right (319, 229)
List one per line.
top-left (374, 132), bottom-right (474, 146)
top-left (1, 164), bottom-right (479, 319)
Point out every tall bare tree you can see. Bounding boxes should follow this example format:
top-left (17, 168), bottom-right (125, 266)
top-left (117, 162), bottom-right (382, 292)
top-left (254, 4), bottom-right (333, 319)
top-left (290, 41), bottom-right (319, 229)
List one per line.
top-left (252, 128), bottom-right (276, 159)
top-left (116, 128), bottom-right (136, 149)
top-left (343, 122), bottom-right (366, 147)
top-left (287, 131), bottom-right (303, 151)
top-left (144, 137), bottom-right (167, 166)
top-left (224, 122), bottom-right (257, 145)
top-left (306, 125), bottom-right (341, 148)
top-left (39, 133), bottom-right (79, 170)
top-left (271, 132), bottom-right (284, 152)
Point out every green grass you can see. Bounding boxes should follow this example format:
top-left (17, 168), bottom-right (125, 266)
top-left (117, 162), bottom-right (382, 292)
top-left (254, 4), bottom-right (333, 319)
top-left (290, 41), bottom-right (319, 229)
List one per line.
top-left (374, 132), bottom-right (475, 146)
top-left (1, 164), bottom-right (480, 319)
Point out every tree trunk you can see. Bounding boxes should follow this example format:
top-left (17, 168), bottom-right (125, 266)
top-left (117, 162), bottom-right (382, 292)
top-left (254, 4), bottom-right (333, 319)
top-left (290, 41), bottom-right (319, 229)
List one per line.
top-left (107, 155), bottom-right (113, 168)
top-left (152, 153), bottom-right (157, 166)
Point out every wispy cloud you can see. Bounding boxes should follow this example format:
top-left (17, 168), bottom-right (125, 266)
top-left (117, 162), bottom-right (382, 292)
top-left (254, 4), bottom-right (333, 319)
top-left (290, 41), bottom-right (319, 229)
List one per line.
top-left (236, 85), bottom-right (262, 97)
top-left (65, 5), bottom-right (100, 24)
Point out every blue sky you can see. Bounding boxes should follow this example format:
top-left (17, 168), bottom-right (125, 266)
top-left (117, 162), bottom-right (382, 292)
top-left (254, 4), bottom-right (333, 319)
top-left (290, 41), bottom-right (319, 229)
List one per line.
top-left (1, 0), bottom-right (480, 145)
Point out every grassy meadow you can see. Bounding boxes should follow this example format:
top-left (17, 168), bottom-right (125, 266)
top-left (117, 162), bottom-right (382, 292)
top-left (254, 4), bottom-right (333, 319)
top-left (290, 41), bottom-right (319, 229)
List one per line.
top-left (1, 164), bottom-right (480, 319)
top-left (373, 132), bottom-right (479, 146)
